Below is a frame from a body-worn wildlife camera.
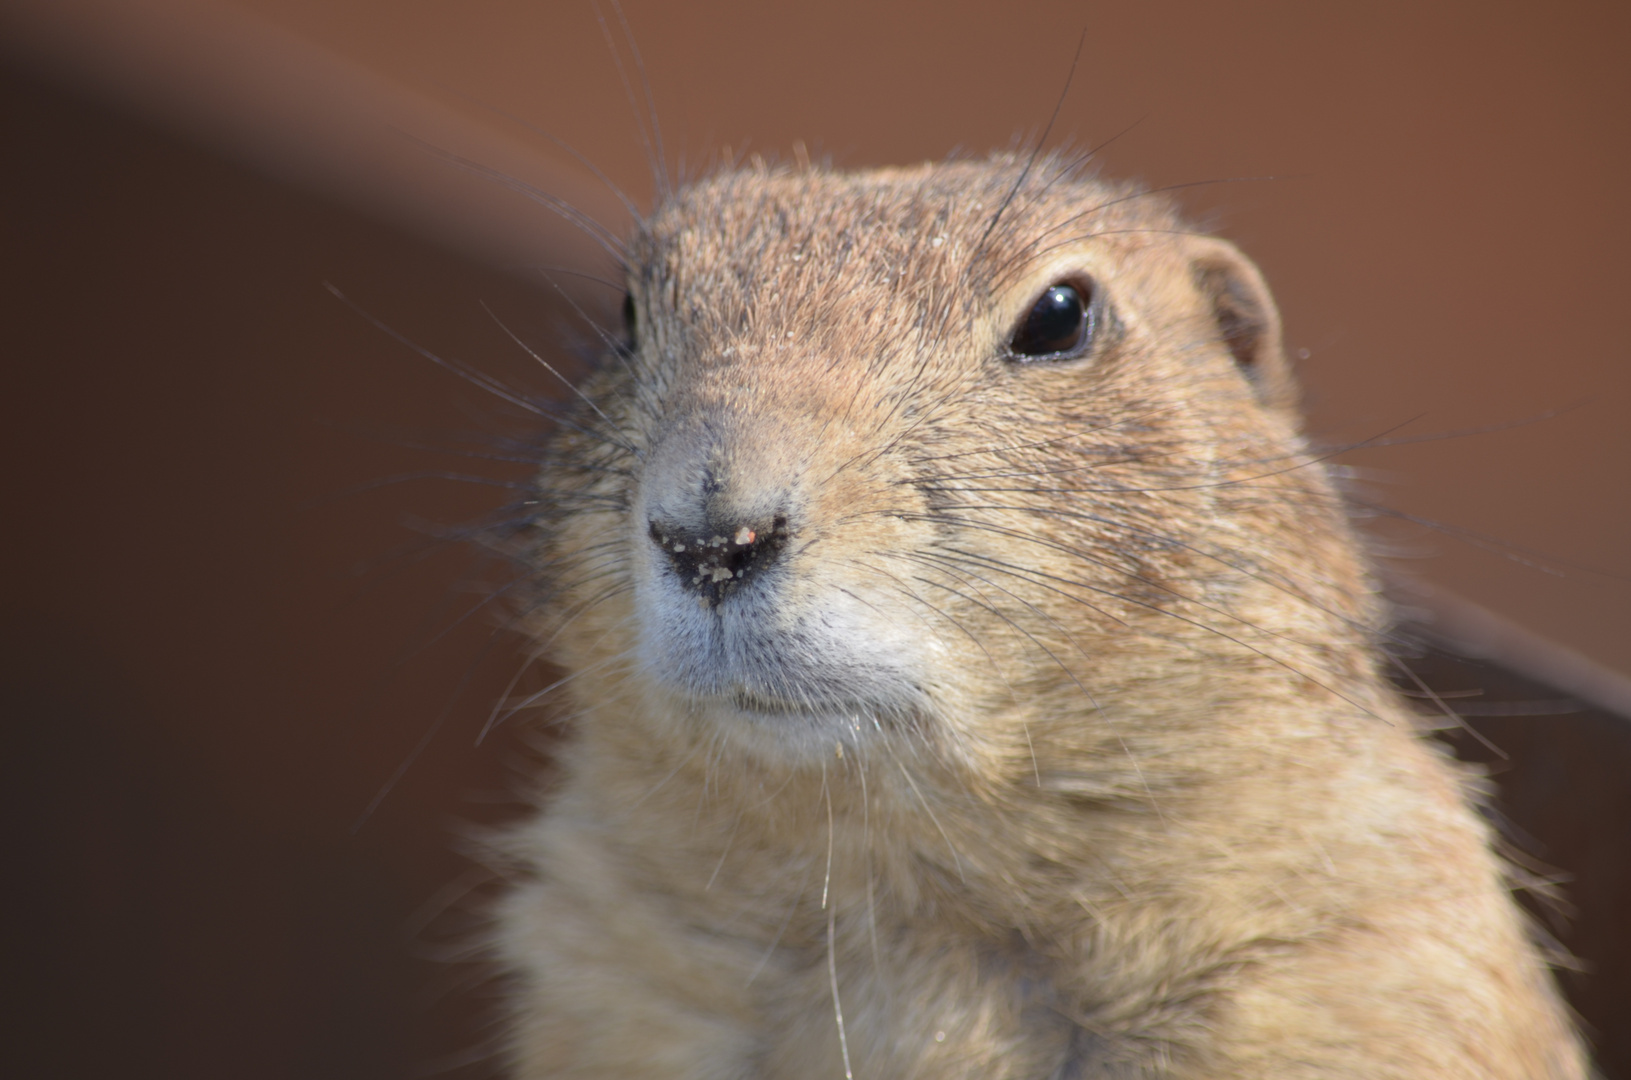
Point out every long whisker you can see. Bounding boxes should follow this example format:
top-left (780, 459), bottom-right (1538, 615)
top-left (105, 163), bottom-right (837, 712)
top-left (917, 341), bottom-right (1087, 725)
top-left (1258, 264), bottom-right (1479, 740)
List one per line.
top-left (897, 553), bottom-right (1167, 823)
top-left (978, 28), bottom-right (1088, 250)
top-left (927, 527), bottom-right (1383, 721)
top-left (391, 131), bottom-right (628, 263)
top-left (480, 300), bottom-right (639, 454)
top-left (353, 622), bottom-right (511, 831)
top-left (607, 0), bottom-right (669, 203)
top-left (1386, 651), bottom-right (1509, 758)
top-left (881, 742), bottom-right (966, 884)
top-left (432, 83), bottom-right (643, 222)
top-left (827, 908), bottom-right (855, 1080)
top-left (821, 760), bottom-right (835, 910)
top-left (324, 284), bottom-right (638, 457)
top-left (746, 862), bottom-right (812, 987)
top-left (852, 748), bottom-right (882, 977)
top-left (1351, 498), bottom-right (1630, 582)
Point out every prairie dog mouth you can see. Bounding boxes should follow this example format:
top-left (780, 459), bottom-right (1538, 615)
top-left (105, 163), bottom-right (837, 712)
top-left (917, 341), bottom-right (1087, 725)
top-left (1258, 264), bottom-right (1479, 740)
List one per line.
top-left (729, 688), bottom-right (860, 719)
top-left (720, 689), bottom-right (929, 745)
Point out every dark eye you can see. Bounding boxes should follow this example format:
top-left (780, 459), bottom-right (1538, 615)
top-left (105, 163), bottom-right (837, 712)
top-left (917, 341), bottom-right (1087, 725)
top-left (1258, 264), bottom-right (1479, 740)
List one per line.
top-left (1010, 280), bottom-right (1093, 360)
top-left (620, 292), bottom-right (638, 351)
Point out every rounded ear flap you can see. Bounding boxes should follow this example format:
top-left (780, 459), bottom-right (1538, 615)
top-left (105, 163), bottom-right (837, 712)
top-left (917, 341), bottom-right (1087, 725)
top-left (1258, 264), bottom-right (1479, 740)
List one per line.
top-left (1186, 238), bottom-right (1298, 413)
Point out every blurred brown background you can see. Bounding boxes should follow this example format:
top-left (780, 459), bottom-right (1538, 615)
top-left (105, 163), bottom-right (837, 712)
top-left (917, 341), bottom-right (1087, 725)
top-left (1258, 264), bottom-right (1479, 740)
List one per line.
top-left (0, 0), bottom-right (1626, 1076)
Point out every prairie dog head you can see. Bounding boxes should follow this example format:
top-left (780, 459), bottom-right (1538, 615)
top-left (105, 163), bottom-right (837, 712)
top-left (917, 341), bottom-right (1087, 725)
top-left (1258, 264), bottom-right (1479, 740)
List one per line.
top-left (529, 155), bottom-right (1377, 775)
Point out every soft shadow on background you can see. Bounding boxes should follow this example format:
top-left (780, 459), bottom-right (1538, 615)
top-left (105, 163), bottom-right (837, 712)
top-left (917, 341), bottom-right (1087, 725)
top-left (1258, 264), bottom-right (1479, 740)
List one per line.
top-left (0, 1), bottom-right (1627, 1075)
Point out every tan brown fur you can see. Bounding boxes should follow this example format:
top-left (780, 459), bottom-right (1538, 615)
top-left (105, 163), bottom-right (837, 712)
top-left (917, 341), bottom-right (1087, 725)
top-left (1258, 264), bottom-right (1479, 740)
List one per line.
top-left (497, 155), bottom-right (1587, 1078)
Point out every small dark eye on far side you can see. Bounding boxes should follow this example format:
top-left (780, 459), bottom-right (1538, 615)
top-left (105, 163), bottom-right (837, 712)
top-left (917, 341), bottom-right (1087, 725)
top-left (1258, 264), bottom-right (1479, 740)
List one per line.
top-left (621, 292), bottom-right (638, 346)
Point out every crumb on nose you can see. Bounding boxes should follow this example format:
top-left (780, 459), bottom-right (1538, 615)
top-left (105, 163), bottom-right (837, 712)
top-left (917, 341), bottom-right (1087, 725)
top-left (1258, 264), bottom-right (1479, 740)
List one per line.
top-left (648, 515), bottom-right (790, 604)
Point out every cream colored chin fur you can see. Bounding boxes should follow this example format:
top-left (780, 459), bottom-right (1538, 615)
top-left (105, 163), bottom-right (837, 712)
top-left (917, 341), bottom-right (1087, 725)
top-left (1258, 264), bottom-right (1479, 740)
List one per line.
top-left (496, 155), bottom-right (1588, 1079)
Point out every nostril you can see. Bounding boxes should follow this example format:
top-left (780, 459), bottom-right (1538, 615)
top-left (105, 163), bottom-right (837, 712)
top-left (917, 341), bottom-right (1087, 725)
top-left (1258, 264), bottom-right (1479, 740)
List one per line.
top-left (648, 514), bottom-right (791, 605)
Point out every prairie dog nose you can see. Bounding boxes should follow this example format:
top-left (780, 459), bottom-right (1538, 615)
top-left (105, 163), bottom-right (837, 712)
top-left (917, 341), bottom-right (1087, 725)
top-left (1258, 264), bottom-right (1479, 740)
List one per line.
top-left (647, 512), bottom-right (791, 605)
top-left (640, 407), bottom-right (808, 606)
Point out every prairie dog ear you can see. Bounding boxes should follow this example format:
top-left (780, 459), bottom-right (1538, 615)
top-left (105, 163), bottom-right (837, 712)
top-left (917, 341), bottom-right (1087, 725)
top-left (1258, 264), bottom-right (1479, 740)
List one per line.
top-left (1186, 237), bottom-right (1298, 413)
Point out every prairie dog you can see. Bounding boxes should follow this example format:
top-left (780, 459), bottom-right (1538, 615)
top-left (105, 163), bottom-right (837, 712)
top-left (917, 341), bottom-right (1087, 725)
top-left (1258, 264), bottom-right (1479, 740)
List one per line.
top-left (496, 155), bottom-right (1587, 1078)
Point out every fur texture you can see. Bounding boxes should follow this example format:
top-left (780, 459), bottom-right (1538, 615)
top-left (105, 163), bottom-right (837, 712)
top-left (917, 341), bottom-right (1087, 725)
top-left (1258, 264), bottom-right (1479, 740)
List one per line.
top-left (496, 155), bottom-right (1587, 1078)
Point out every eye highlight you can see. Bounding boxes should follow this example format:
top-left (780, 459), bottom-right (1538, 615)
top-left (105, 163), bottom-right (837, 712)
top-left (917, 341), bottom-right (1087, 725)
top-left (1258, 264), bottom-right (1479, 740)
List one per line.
top-left (1009, 279), bottom-right (1095, 361)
